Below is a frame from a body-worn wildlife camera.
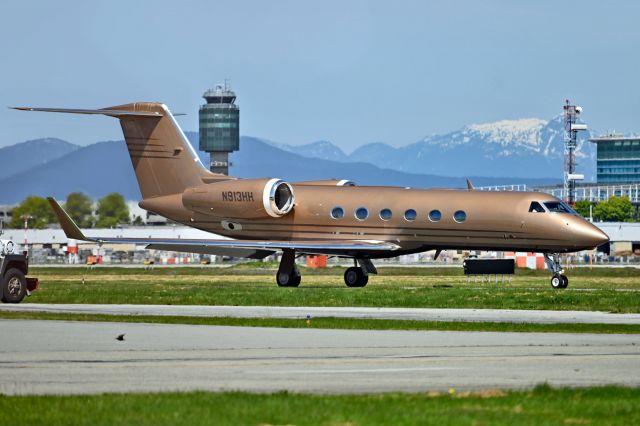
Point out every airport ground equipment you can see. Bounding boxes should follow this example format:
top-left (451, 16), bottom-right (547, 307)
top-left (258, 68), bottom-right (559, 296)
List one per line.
top-left (0, 240), bottom-right (39, 303)
top-left (463, 258), bottom-right (514, 284)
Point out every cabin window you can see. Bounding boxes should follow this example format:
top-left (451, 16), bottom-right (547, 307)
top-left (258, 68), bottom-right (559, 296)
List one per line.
top-left (404, 209), bottom-right (417, 221)
top-left (453, 210), bottom-right (467, 223)
top-left (330, 206), bottom-right (344, 219)
top-left (379, 208), bottom-right (392, 221)
top-left (428, 209), bottom-right (442, 222)
top-left (543, 201), bottom-right (576, 214)
top-left (355, 207), bottom-right (369, 220)
top-left (528, 201), bottom-right (545, 213)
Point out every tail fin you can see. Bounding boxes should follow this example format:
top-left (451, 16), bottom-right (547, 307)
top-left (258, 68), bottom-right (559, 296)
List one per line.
top-left (12, 102), bottom-right (229, 199)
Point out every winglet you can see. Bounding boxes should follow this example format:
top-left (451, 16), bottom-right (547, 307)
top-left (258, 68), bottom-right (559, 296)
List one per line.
top-left (47, 197), bottom-right (93, 241)
top-left (466, 178), bottom-right (475, 191)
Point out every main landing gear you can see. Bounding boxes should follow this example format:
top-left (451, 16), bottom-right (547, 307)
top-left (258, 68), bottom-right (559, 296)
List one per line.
top-left (276, 249), bottom-right (301, 287)
top-left (344, 259), bottom-right (376, 288)
top-left (275, 251), bottom-right (377, 288)
top-left (544, 253), bottom-right (568, 289)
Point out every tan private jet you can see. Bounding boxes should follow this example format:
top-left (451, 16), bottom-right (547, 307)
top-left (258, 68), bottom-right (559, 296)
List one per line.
top-left (14, 102), bottom-right (608, 288)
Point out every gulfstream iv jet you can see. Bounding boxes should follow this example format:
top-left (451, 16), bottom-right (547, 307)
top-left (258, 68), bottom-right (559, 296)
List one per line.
top-left (14, 102), bottom-right (608, 288)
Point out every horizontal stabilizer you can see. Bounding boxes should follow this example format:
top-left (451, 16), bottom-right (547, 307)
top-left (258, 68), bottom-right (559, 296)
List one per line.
top-left (10, 106), bottom-right (161, 118)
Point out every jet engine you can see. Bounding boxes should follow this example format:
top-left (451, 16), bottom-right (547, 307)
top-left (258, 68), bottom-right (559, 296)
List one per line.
top-left (182, 178), bottom-right (295, 219)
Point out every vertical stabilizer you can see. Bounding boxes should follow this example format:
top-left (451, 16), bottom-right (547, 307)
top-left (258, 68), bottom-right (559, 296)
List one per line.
top-left (113, 102), bottom-right (227, 198)
top-left (12, 102), bottom-right (231, 199)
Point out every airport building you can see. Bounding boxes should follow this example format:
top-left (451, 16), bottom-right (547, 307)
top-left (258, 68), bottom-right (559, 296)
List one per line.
top-left (199, 82), bottom-right (240, 175)
top-left (590, 134), bottom-right (640, 184)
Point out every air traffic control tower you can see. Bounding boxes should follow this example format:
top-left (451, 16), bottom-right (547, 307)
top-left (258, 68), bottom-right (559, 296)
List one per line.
top-left (199, 83), bottom-right (239, 175)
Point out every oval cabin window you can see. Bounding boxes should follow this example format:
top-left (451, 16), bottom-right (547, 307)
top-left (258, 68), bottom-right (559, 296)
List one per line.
top-left (404, 209), bottom-right (417, 221)
top-left (428, 210), bottom-right (442, 222)
top-left (453, 210), bottom-right (467, 223)
top-left (355, 207), bottom-right (369, 221)
top-left (331, 206), bottom-right (344, 219)
top-left (379, 208), bottom-right (392, 221)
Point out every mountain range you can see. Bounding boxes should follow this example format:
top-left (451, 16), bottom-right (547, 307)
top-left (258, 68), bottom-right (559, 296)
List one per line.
top-left (271, 115), bottom-right (596, 179)
top-left (0, 115), bottom-right (594, 204)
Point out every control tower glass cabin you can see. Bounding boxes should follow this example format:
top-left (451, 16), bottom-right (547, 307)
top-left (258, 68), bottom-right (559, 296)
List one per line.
top-left (199, 84), bottom-right (240, 175)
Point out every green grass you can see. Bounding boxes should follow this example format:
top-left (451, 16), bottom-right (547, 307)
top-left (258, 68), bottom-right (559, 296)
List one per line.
top-left (23, 265), bottom-right (640, 313)
top-left (3, 311), bottom-right (640, 334)
top-left (1, 385), bottom-right (638, 425)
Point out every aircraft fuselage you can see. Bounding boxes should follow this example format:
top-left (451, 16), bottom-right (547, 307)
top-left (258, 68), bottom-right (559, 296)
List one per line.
top-left (141, 184), bottom-right (608, 258)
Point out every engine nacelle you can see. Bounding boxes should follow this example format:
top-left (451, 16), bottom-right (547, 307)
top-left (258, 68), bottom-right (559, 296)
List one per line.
top-left (182, 178), bottom-right (295, 219)
top-left (294, 179), bottom-right (356, 187)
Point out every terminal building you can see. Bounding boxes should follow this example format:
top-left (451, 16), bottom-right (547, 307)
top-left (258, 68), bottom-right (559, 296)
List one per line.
top-left (590, 134), bottom-right (640, 184)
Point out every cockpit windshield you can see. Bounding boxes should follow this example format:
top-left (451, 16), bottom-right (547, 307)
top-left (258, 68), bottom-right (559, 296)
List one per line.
top-left (528, 201), bottom-right (545, 213)
top-left (543, 201), bottom-right (577, 214)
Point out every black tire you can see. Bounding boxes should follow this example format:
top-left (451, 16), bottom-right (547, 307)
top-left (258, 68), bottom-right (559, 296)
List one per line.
top-left (1, 268), bottom-right (27, 303)
top-left (344, 267), bottom-right (367, 287)
top-left (550, 273), bottom-right (563, 289)
top-left (561, 274), bottom-right (569, 289)
top-left (290, 274), bottom-right (301, 287)
top-left (276, 269), bottom-right (301, 287)
top-left (276, 271), bottom-right (290, 287)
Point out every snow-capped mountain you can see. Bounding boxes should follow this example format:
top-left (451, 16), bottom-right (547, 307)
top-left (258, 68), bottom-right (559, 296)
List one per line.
top-left (274, 116), bottom-right (596, 180)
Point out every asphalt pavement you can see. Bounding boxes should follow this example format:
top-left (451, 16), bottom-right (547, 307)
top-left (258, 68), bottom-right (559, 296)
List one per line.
top-left (0, 319), bottom-right (638, 395)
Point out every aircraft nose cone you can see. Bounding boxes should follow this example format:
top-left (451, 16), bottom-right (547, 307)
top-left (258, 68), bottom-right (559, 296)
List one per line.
top-left (577, 222), bottom-right (609, 248)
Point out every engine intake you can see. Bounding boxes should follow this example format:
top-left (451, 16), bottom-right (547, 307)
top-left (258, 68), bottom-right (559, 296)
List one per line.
top-left (263, 178), bottom-right (295, 217)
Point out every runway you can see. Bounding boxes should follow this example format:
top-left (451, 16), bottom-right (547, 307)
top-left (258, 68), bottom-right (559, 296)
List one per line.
top-left (1, 319), bottom-right (638, 395)
top-left (3, 303), bottom-right (640, 324)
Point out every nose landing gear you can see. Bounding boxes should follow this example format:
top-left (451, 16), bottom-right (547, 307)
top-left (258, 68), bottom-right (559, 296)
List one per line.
top-left (544, 253), bottom-right (568, 289)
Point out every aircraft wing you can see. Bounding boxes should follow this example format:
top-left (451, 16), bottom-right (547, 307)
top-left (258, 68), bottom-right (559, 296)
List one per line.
top-left (47, 198), bottom-right (400, 258)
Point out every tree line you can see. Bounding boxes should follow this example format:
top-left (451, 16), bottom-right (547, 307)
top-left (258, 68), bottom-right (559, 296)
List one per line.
top-left (7, 192), bottom-right (133, 229)
top-left (573, 196), bottom-right (636, 222)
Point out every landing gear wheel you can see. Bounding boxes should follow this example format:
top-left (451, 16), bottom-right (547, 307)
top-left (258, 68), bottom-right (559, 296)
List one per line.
top-left (1, 268), bottom-right (27, 303)
top-left (276, 249), bottom-right (301, 287)
top-left (560, 274), bottom-right (569, 289)
top-left (276, 268), bottom-right (301, 287)
top-left (550, 273), bottom-right (563, 289)
top-left (344, 267), bottom-right (368, 287)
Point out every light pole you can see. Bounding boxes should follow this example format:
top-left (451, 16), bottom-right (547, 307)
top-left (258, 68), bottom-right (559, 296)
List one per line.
top-left (20, 214), bottom-right (32, 256)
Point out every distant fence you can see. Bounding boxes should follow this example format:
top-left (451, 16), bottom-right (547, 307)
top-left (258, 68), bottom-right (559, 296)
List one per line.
top-left (477, 183), bottom-right (640, 203)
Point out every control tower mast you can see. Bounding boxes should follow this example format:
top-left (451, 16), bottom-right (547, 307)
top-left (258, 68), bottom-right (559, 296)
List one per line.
top-left (199, 81), bottom-right (239, 175)
top-left (562, 100), bottom-right (587, 204)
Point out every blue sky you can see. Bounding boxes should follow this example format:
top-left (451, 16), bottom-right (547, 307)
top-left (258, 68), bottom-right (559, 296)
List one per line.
top-left (1, 1), bottom-right (638, 151)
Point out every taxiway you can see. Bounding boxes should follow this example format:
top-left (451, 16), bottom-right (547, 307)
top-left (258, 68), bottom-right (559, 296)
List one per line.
top-left (2, 303), bottom-right (640, 324)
